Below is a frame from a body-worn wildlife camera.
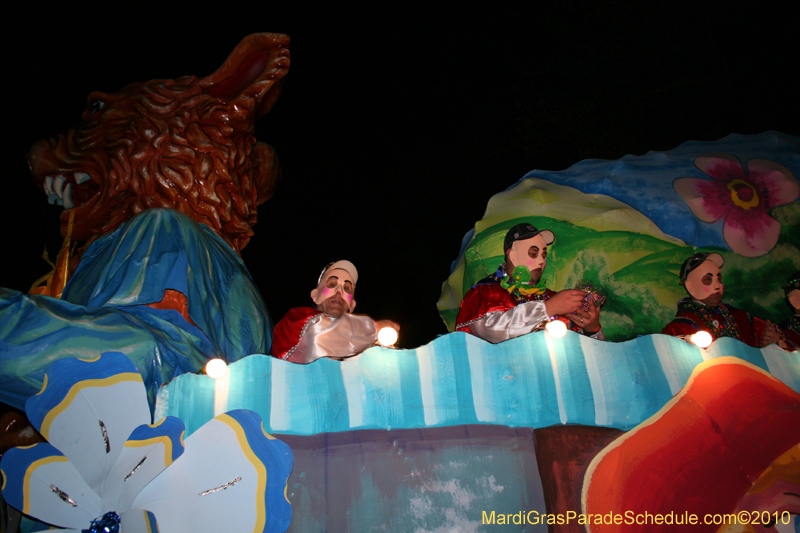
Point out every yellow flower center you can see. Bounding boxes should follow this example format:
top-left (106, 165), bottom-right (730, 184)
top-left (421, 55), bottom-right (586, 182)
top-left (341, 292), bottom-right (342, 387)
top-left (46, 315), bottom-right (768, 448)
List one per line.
top-left (726, 179), bottom-right (759, 210)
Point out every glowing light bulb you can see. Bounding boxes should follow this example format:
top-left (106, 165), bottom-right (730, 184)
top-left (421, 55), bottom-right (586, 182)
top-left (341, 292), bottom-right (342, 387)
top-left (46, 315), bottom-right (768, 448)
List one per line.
top-left (205, 358), bottom-right (228, 379)
top-left (377, 327), bottom-right (398, 347)
top-left (690, 331), bottom-right (713, 349)
top-left (545, 320), bottom-right (567, 338)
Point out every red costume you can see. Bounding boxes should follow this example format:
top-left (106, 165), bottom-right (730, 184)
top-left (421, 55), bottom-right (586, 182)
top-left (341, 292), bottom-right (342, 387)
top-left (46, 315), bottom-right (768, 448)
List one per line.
top-left (456, 270), bottom-right (604, 343)
top-left (270, 307), bottom-right (378, 364)
top-left (662, 298), bottom-right (766, 348)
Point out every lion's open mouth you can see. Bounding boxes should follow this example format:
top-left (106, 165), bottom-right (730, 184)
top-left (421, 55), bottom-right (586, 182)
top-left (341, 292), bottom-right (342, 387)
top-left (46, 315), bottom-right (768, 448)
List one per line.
top-left (42, 173), bottom-right (100, 210)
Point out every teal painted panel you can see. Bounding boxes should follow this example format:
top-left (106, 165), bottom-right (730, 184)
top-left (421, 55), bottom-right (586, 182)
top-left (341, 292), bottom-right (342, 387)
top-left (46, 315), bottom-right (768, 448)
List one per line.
top-left (156, 331), bottom-right (800, 437)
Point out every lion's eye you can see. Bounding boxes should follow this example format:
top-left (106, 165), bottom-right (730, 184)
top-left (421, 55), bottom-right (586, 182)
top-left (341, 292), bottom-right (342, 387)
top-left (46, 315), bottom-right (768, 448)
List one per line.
top-left (90, 100), bottom-right (105, 114)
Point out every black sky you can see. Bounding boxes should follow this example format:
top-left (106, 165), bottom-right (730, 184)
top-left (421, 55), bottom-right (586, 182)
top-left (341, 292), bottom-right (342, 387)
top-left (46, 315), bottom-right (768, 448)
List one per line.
top-left (2, 3), bottom-right (797, 348)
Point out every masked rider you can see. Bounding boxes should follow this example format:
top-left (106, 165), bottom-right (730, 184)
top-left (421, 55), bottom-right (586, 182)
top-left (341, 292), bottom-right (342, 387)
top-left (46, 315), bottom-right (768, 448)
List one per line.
top-left (455, 223), bottom-right (605, 343)
top-left (779, 271), bottom-right (800, 350)
top-left (271, 260), bottom-right (399, 363)
top-left (662, 252), bottom-right (780, 347)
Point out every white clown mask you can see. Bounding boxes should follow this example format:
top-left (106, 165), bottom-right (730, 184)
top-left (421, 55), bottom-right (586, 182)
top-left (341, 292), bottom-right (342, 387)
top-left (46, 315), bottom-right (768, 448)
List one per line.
top-left (311, 263), bottom-right (358, 317)
top-left (507, 234), bottom-right (548, 284)
top-left (685, 259), bottom-right (724, 306)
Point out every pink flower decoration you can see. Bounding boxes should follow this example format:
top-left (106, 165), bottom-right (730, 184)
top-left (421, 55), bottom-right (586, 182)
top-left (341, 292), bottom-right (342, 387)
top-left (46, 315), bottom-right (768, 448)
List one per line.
top-left (674, 154), bottom-right (799, 257)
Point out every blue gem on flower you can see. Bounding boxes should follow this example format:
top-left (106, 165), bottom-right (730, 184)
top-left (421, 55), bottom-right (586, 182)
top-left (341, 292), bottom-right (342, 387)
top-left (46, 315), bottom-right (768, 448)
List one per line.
top-left (82, 511), bottom-right (121, 533)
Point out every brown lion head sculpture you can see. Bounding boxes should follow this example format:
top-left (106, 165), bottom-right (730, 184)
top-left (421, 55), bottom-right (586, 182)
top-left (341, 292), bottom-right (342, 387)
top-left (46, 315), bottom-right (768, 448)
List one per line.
top-left (28, 33), bottom-right (290, 253)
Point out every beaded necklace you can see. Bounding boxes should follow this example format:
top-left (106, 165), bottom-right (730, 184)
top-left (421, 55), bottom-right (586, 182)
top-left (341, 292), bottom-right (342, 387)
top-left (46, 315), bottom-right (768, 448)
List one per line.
top-left (778, 315), bottom-right (800, 350)
top-left (787, 316), bottom-right (800, 336)
top-left (777, 316), bottom-right (800, 349)
top-left (498, 290), bottom-right (552, 305)
top-left (684, 300), bottom-right (740, 340)
top-left (490, 264), bottom-right (589, 334)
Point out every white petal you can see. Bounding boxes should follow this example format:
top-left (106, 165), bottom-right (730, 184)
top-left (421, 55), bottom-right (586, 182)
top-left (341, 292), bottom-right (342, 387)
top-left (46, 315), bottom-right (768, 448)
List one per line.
top-left (132, 411), bottom-right (292, 533)
top-left (0, 443), bottom-right (102, 529)
top-left (102, 417), bottom-right (185, 513)
top-left (25, 353), bottom-right (152, 497)
top-left (120, 509), bottom-right (161, 532)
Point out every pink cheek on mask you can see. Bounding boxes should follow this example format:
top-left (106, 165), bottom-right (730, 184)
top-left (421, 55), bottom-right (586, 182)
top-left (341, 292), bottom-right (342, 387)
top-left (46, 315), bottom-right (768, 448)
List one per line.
top-left (526, 258), bottom-right (545, 270)
top-left (322, 286), bottom-right (354, 302)
top-left (705, 282), bottom-right (722, 293)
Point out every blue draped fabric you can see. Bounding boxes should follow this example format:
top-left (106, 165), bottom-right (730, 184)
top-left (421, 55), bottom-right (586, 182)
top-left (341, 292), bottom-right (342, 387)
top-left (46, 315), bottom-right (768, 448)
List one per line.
top-left (0, 208), bottom-right (271, 409)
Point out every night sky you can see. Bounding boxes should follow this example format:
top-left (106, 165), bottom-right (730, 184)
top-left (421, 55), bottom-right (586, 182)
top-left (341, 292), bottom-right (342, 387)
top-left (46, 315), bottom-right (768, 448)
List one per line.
top-left (2, 4), bottom-right (797, 349)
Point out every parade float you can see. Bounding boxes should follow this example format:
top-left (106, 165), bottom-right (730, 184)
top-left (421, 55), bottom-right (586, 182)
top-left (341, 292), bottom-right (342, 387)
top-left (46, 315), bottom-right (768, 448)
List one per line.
top-left (1, 33), bottom-right (799, 533)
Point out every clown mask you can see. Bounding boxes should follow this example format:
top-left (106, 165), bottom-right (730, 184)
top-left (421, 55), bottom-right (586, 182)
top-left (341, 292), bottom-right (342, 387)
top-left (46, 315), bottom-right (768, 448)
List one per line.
top-left (311, 269), bottom-right (356, 317)
top-left (685, 260), bottom-right (723, 306)
top-left (507, 234), bottom-right (548, 284)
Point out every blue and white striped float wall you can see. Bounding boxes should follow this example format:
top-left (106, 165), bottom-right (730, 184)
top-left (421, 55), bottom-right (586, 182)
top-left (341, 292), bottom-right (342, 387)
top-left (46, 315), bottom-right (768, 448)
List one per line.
top-left (155, 331), bottom-right (800, 437)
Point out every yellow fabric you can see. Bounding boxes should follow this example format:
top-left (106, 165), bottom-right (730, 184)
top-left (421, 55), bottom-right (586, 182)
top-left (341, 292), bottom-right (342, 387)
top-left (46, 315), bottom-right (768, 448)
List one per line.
top-left (30, 210), bottom-right (75, 298)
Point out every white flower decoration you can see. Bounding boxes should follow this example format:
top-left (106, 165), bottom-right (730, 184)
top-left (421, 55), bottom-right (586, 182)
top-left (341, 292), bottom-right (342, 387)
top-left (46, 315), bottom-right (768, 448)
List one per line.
top-left (1, 352), bottom-right (293, 532)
